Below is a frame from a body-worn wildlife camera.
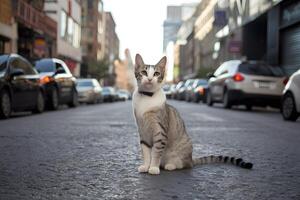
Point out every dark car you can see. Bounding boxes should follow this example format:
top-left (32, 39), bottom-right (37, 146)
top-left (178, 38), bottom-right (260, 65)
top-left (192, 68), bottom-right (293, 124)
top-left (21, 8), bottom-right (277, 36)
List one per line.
top-left (35, 58), bottom-right (78, 110)
top-left (0, 54), bottom-right (45, 119)
top-left (102, 87), bottom-right (117, 102)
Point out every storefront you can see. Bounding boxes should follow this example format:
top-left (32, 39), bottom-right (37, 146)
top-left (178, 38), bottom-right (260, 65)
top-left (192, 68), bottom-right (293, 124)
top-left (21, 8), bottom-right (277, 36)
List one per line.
top-left (12, 0), bottom-right (57, 62)
top-left (279, 0), bottom-right (300, 75)
top-left (267, 0), bottom-right (300, 76)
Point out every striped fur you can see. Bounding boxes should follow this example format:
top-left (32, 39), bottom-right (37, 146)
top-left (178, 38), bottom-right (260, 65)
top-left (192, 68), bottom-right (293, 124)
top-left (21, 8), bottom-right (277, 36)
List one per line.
top-left (193, 155), bottom-right (253, 169)
top-left (132, 54), bottom-right (253, 175)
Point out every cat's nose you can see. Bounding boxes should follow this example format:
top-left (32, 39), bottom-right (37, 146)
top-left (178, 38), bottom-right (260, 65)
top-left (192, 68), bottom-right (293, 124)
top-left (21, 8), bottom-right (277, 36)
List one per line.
top-left (148, 78), bottom-right (152, 82)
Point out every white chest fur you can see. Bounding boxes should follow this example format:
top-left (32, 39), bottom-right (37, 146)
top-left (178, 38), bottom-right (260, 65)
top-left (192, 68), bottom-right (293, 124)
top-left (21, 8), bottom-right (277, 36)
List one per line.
top-left (132, 89), bottom-right (166, 118)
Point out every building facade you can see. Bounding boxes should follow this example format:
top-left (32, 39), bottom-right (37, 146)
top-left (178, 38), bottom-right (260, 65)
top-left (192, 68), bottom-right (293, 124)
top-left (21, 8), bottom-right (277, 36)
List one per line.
top-left (163, 6), bottom-right (183, 52)
top-left (191, 0), bottom-right (300, 77)
top-left (4, 0), bottom-right (57, 62)
top-left (102, 12), bottom-right (119, 86)
top-left (0, 0), bottom-right (18, 54)
top-left (44, 0), bottom-right (81, 76)
top-left (80, 0), bottom-right (105, 77)
top-left (103, 12), bottom-right (119, 61)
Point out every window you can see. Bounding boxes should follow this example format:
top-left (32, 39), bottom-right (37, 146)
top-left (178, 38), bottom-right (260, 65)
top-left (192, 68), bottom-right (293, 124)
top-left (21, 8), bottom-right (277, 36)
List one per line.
top-left (88, 0), bottom-right (93, 9)
top-left (60, 10), bottom-right (67, 38)
top-left (98, 1), bottom-right (103, 12)
top-left (10, 58), bottom-right (36, 75)
top-left (0, 55), bottom-right (8, 75)
top-left (55, 62), bottom-right (66, 73)
top-left (67, 17), bottom-right (74, 43)
top-left (35, 59), bottom-right (55, 72)
top-left (73, 23), bottom-right (81, 48)
top-left (238, 62), bottom-right (284, 77)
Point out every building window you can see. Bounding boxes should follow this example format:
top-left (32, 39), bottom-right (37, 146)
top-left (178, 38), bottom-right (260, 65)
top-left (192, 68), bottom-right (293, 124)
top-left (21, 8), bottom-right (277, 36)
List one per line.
top-left (88, 0), bottom-right (93, 9)
top-left (67, 17), bottom-right (74, 43)
top-left (98, 1), bottom-right (103, 13)
top-left (73, 23), bottom-right (81, 48)
top-left (60, 10), bottom-right (67, 38)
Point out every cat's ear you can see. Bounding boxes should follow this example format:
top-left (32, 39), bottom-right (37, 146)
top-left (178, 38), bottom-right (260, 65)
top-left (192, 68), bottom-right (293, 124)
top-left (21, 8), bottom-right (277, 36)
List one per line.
top-left (156, 56), bottom-right (167, 73)
top-left (135, 54), bottom-right (144, 71)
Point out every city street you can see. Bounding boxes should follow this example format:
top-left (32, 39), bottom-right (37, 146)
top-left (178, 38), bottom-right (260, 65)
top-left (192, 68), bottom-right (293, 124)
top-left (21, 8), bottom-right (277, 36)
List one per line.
top-left (0, 101), bottom-right (300, 200)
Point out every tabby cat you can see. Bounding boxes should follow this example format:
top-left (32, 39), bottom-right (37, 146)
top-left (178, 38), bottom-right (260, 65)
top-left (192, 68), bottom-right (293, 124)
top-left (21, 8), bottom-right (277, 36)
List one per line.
top-left (132, 54), bottom-right (253, 175)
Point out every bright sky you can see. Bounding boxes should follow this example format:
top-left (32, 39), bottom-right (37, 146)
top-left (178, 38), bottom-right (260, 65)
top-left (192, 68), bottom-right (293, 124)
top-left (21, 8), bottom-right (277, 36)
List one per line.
top-left (103, 0), bottom-right (200, 64)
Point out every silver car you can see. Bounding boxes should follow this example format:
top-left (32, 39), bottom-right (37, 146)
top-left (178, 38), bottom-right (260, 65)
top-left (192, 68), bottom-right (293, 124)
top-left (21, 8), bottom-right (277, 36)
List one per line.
top-left (206, 60), bottom-right (287, 110)
top-left (281, 69), bottom-right (300, 121)
top-left (77, 79), bottom-right (103, 104)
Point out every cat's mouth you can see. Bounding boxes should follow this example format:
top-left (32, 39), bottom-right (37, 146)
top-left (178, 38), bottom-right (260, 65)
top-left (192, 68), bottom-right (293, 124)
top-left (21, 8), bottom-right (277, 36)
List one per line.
top-left (144, 82), bottom-right (153, 87)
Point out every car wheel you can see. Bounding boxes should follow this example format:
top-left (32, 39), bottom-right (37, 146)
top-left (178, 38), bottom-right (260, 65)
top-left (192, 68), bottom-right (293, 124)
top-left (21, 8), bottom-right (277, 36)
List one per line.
top-left (282, 93), bottom-right (299, 121)
top-left (246, 104), bottom-right (252, 111)
top-left (223, 90), bottom-right (232, 109)
top-left (33, 90), bottom-right (45, 114)
top-left (0, 90), bottom-right (12, 119)
top-left (68, 89), bottom-right (78, 108)
top-left (49, 88), bottom-right (59, 110)
top-left (206, 90), bottom-right (214, 106)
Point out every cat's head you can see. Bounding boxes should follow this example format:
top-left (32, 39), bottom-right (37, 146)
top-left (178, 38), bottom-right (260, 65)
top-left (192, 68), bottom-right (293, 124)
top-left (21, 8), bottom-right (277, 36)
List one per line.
top-left (134, 54), bottom-right (167, 92)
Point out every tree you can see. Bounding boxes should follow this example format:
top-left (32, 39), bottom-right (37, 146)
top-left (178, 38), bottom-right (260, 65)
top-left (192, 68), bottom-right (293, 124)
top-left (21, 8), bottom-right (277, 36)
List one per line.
top-left (87, 58), bottom-right (109, 80)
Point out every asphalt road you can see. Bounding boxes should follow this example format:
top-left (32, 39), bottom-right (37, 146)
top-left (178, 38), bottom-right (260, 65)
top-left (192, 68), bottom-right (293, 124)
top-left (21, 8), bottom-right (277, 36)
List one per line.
top-left (0, 100), bottom-right (300, 200)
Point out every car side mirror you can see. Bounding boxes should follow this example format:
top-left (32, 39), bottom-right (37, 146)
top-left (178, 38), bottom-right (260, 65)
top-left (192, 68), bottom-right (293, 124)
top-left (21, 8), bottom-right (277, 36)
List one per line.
top-left (10, 68), bottom-right (25, 77)
top-left (55, 67), bottom-right (65, 75)
top-left (206, 72), bottom-right (215, 79)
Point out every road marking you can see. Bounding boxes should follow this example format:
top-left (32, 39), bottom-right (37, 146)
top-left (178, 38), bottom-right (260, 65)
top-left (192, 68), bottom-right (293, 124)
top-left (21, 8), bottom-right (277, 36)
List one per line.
top-left (190, 113), bottom-right (225, 122)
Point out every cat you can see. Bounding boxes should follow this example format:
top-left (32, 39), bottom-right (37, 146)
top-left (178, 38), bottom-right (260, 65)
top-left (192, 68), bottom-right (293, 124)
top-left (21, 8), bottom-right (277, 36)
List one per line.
top-left (132, 54), bottom-right (253, 175)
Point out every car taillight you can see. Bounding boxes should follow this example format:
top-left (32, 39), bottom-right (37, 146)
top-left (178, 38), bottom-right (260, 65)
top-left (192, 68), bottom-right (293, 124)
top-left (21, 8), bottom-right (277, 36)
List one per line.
top-left (283, 77), bottom-right (289, 85)
top-left (198, 87), bottom-right (204, 95)
top-left (232, 73), bottom-right (244, 82)
top-left (40, 76), bottom-right (54, 84)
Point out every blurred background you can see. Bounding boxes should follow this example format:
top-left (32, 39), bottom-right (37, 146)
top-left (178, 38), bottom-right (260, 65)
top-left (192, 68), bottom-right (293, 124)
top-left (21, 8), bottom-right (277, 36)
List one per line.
top-left (0, 0), bottom-right (300, 119)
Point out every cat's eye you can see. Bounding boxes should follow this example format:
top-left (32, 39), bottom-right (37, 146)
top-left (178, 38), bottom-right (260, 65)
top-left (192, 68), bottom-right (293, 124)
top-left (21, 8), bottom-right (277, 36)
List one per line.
top-left (154, 72), bottom-right (160, 76)
top-left (141, 70), bottom-right (147, 76)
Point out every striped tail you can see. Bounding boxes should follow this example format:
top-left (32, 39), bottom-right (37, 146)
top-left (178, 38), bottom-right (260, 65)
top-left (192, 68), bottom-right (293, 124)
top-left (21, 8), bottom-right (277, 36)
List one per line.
top-left (193, 155), bottom-right (253, 169)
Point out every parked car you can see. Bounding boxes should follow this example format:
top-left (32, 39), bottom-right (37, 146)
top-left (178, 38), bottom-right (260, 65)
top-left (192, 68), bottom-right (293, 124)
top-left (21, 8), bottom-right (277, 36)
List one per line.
top-left (206, 60), bottom-right (287, 110)
top-left (170, 84), bottom-right (177, 99)
top-left (189, 79), bottom-right (208, 103)
top-left (116, 89), bottom-right (130, 101)
top-left (76, 78), bottom-right (103, 104)
top-left (35, 58), bottom-right (78, 110)
top-left (173, 81), bottom-right (184, 100)
top-left (163, 84), bottom-right (172, 99)
top-left (0, 54), bottom-right (45, 119)
top-left (281, 69), bottom-right (300, 121)
top-left (102, 87), bottom-right (117, 102)
top-left (178, 79), bottom-right (195, 101)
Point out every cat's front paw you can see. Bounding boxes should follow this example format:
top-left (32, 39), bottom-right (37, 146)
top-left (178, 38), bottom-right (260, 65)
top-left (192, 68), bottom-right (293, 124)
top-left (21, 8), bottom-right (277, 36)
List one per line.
top-left (138, 165), bottom-right (149, 173)
top-left (148, 166), bottom-right (160, 175)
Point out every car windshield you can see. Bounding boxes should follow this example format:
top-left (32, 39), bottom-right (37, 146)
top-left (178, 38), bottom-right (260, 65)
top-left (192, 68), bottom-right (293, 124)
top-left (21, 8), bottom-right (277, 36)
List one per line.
top-left (103, 87), bottom-right (112, 93)
top-left (238, 62), bottom-right (285, 77)
top-left (0, 55), bottom-right (8, 75)
top-left (184, 80), bottom-right (194, 87)
top-left (77, 81), bottom-right (93, 87)
top-left (163, 84), bottom-right (170, 91)
top-left (195, 79), bottom-right (208, 87)
top-left (35, 60), bottom-right (54, 72)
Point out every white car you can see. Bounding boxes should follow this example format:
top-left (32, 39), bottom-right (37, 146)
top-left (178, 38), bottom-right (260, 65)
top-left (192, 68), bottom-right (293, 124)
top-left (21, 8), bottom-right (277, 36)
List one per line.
top-left (207, 60), bottom-right (287, 110)
top-left (281, 69), bottom-right (300, 121)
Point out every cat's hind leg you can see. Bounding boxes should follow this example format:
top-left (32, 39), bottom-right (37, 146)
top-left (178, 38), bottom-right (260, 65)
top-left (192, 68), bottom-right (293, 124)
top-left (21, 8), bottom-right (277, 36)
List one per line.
top-left (164, 157), bottom-right (183, 171)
